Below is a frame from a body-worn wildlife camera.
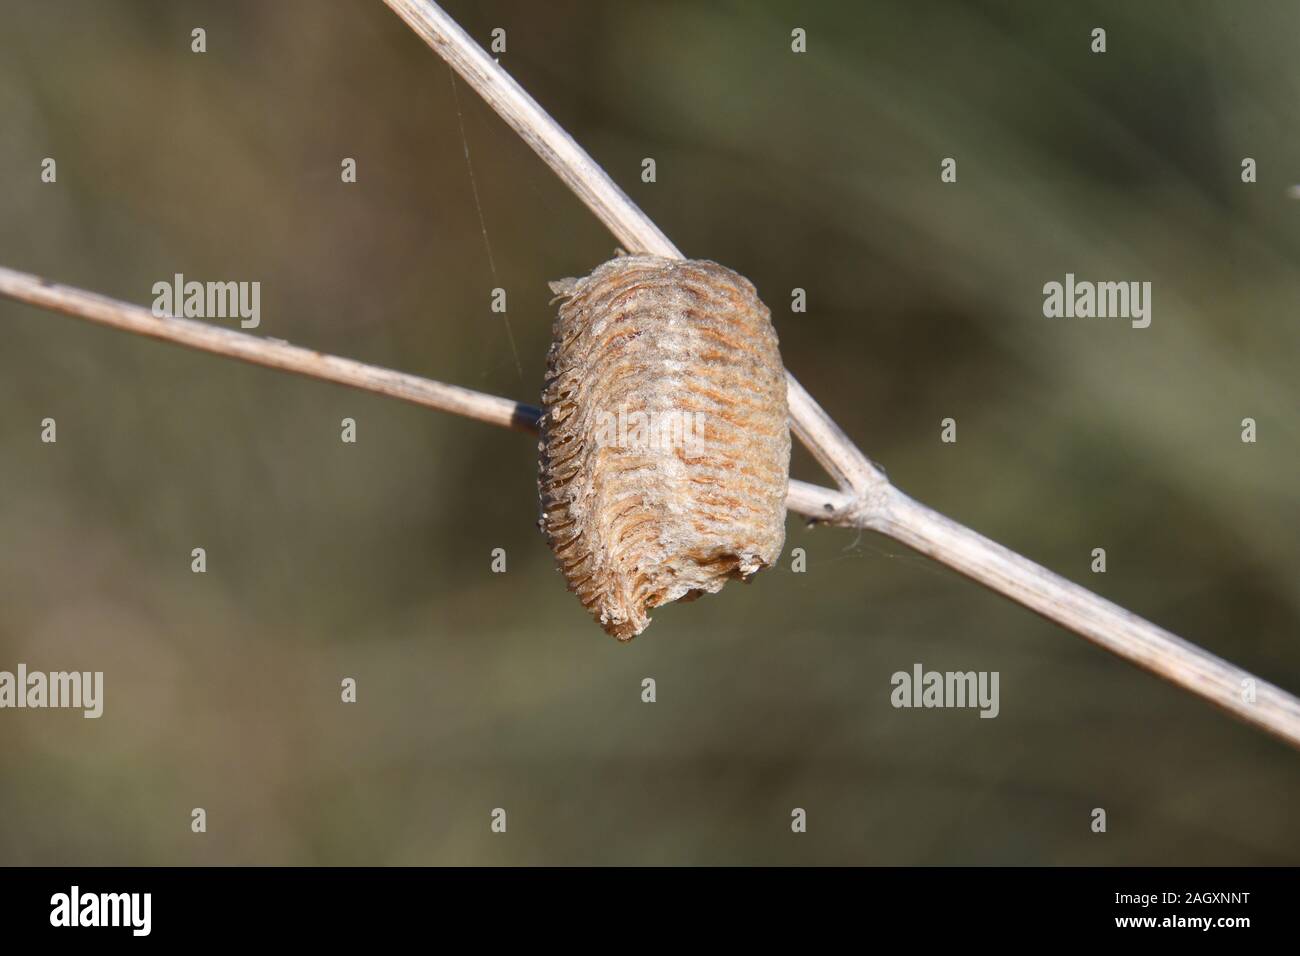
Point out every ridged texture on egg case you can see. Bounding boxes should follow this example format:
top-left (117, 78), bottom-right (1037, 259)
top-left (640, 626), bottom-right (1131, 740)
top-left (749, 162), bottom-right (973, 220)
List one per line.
top-left (539, 254), bottom-right (790, 640)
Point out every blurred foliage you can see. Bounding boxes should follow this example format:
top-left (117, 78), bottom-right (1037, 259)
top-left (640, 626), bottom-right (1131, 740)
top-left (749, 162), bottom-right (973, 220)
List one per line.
top-left (0, 0), bottom-right (1297, 864)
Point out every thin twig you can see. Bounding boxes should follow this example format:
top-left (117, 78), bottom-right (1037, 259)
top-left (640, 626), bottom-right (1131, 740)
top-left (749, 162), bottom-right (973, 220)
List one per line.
top-left (377, 0), bottom-right (1300, 749)
top-left (0, 266), bottom-right (536, 432)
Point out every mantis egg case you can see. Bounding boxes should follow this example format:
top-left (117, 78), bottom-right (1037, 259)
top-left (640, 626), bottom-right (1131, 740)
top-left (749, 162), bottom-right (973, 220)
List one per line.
top-left (538, 254), bottom-right (790, 640)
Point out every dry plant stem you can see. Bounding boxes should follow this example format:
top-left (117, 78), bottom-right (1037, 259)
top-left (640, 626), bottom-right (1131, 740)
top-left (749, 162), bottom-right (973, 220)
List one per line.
top-left (378, 0), bottom-right (1300, 749)
top-left (384, 0), bottom-right (679, 260)
top-left (874, 490), bottom-right (1300, 745)
top-left (0, 266), bottom-right (536, 433)
top-left (4, 274), bottom-right (1300, 750)
top-left (784, 372), bottom-right (890, 497)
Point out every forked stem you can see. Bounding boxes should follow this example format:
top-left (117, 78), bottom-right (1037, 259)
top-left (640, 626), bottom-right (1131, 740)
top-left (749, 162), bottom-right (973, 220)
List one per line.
top-left (0, 2), bottom-right (1295, 751)
top-left (5, 253), bottom-right (1298, 752)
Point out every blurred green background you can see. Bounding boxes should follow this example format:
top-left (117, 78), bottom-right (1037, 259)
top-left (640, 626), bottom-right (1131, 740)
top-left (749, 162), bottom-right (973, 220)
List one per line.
top-left (1, 0), bottom-right (1297, 865)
